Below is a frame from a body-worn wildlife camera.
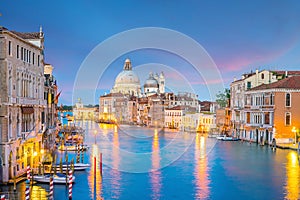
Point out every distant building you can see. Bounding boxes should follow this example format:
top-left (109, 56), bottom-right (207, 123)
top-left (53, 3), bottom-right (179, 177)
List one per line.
top-left (215, 108), bottom-right (231, 134)
top-left (111, 59), bottom-right (141, 96)
top-left (73, 98), bottom-right (97, 120)
top-left (144, 72), bottom-right (165, 96)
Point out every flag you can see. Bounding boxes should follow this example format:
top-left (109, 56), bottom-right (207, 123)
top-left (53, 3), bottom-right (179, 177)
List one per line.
top-left (54, 90), bottom-right (62, 104)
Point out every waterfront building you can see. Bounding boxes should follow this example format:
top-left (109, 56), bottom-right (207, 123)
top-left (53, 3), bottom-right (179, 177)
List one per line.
top-left (198, 112), bottom-right (216, 133)
top-left (43, 63), bottom-right (58, 152)
top-left (215, 108), bottom-right (231, 134)
top-left (169, 92), bottom-right (200, 112)
top-left (182, 112), bottom-right (200, 132)
top-left (73, 98), bottom-right (97, 120)
top-left (230, 70), bottom-right (282, 137)
top-left (165, 105), bottom-right (196, 130)
top-left (99, 93), bottom-right (124, 123)
top-left (0, 27), bottom-right (58, 183)
top-left (147, 94), bottom-right (164, 127)
top-left (243, 76), bottom-right (300, 144)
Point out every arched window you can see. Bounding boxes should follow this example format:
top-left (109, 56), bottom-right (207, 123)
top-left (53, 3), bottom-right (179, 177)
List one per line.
top-left (286, 93), bottom-right (291, 107)
top-left (261, 73), bottom-right (264, 79)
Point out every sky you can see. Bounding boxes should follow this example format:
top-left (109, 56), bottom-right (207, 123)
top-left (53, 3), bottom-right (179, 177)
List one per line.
top-left (2, 1), bottom-right (300, 105)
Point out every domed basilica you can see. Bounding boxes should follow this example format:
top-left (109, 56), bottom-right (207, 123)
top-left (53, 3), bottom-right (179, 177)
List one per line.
top-left (111, 59), bottom-right (165, 97)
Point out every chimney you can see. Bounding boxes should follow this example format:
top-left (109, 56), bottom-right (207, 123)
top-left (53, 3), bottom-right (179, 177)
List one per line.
top-left (285, 70), bottom-right (288, 78)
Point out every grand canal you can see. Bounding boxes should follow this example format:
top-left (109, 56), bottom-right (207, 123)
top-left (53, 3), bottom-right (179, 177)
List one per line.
top-left (1, 120), bottom-right (300, 200)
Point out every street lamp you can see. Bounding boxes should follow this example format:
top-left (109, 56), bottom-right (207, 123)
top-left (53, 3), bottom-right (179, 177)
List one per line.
top-left (292, 127), bottom-right (296, 145)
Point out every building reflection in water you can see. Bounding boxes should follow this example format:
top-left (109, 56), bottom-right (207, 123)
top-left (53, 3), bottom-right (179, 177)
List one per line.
top-left (30, 185), bottom-right (48, 200)
top-left (285, 151), bottom-right (300, 200)
top-left (194, 134), bottom-right (210, 199)
top-left (110, 127), bottom-right (121, 199)
top-left (88, 144), bottom-right (103, 200)
top-left (150, 129), bottom-right (161, 200)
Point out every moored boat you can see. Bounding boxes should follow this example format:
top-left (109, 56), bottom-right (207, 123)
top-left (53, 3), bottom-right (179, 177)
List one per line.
top-left (33, 173), bottom-right (76, 184)
top-left (54, 162), bottom-right (90, 171)
top-left (58, 143), bottom-right (89, 151)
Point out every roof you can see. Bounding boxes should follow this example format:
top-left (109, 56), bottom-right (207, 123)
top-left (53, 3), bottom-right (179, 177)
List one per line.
top-left (272, 70), bottom-right (300, 76)
top-left (165, 105), bottom-right (196, 112)
top-left (249, 76), bottom-right (300, 91)
top-left (100, 92), bottom-right (124, 98)
top-left (11, 31), bottom-right (41, 39)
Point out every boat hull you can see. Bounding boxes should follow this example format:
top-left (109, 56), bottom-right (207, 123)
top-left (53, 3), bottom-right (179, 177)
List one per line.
top-left (33, 174), bottom-right (76, 184)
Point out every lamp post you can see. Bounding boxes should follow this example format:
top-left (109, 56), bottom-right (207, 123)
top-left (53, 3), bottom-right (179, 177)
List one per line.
top-left (292, 126), bottom-right (296, 145)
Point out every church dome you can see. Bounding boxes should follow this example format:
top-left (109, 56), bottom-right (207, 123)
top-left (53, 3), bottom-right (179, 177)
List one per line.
top-left (111, 59), bottom-right (141, 96)
top-left (144, 74), bottom-right (159, 88)
top-left (115, 70), bottom-right (140, 85)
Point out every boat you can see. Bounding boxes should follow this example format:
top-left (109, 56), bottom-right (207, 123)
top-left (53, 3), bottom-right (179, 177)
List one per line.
top-left (33, 173), bottom-right (76, 184)
top-left (54, 162), bottom-right (91, 171)
top-left (216, 135), bottom-right (239, 141)
top-left (58, 143), bottom-right (89, 151)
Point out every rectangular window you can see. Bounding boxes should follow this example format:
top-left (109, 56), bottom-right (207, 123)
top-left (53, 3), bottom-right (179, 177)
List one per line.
top-left (29, 51), bottom-right (31, 63)
top-left (21, 47), bottom-right (23, 60)
top-left (17, 45), bottom-right (19, 59)
top-left (286, 93), bottom-right (291, 107)
top-left (270, 94), bottom-right (274, 105)
top-left (247, 82), bottom-right (251, 89)
top-left (32, 52), bottom-right (35, 65)
top-left (285, 112), bottom-right (291, 126)
top-left (264, 112), bottom-right (270, 124)
top-left (8, 41), bottom-right (12, 55)
top-left (24, 48), bottom-right (26, 61)
top-left (246, 112), bottom-right (250, 123)
top-left (38, 55), bottom-right (40, 66)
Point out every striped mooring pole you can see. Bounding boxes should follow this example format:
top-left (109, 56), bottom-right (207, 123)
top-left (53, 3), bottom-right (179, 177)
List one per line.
top-left (0, 194), bottom-right (6, 200)
top-left (68, 170), bottom-right (73, 199)
top-left (25, 179), bottom-right (30, 200)
top-left (49, 176), bottom-right (54, 200)
top-left (26, 165), bottom-right (31, 181)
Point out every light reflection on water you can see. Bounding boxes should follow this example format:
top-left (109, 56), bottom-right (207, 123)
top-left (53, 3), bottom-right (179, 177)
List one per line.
top-left (285, 151), bottom-right (300, 200)
top-left (194, 134), bottom-right (210, 199)
top-left (150, 129), bottom-right (161, 200)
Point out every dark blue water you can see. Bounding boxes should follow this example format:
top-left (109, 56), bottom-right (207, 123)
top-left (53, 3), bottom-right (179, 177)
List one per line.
top-left (1, 121), bottom-right (299, 200)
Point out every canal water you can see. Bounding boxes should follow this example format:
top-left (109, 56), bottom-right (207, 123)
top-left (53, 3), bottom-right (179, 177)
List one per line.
top-left (1, 120), bottom-right (299, 200)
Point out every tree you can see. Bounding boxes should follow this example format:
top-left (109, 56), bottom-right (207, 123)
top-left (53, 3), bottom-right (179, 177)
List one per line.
top-left (216, 89), bottom-right (230, 108)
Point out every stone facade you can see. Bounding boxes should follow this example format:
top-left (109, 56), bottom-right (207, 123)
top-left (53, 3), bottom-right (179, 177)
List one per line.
top-left (0, 27), bottom-right (58, 183)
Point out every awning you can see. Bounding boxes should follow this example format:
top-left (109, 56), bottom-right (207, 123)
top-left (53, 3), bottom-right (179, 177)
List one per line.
top-left (21, 107), bottom-right (34, 114)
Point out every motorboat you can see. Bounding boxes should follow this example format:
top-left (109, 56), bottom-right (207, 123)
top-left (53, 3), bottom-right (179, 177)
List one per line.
top-left (54, 162), bottom-right (91, 171)
top-left (33, 173), bottom-right (75, 184)
top-left (216, 135), bottom-right (239, 141)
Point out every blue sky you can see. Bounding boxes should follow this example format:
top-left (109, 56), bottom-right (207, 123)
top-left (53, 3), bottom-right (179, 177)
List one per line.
top-left (2, 1), bottom-right (300, 104)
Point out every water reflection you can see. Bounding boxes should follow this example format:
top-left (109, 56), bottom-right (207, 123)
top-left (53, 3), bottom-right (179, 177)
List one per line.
top-left (88, 144), bottom-right (103, 200)
top-left (150, 129), bottom-right (162, 200)
top-left (285, 151), bottom-right (300, 200)
top-left (110, 128), bottom-right (121, 199)
top-left (194, 134), bottom-right (210, 199)
top-left (31, 185), bottom-right (48, 200)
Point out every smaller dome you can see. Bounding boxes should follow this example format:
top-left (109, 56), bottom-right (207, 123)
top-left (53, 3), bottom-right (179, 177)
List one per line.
top-left (125, 58), bottom-right (131, 63)
top-left (144, 76), bottom-right (159, 88)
